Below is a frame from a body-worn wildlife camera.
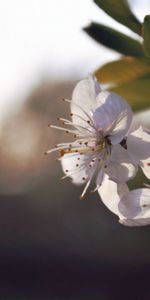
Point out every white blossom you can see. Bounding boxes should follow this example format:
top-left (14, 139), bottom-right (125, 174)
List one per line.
top-left (46, 75), bottom-right (137, 199)
top-left (98, 175), bottom-right (150, 226)
top-left (127, 126), bottom-right (150, 179)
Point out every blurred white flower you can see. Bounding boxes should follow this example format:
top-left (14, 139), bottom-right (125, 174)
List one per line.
top-left (98, 175), bottom-right (150, 226)
top-left (46, 75), bottom-right (137, 199)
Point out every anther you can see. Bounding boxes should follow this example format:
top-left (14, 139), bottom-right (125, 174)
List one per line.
top-left (48, 123), bottom-right (51, 127)
top-left (66, 130), bottom-right (69, 134)
top-left (65, 169), bottom-right (69, 173)
top-left (87, 120), bottom-right (90, 124)
top-left (147, 163), bottom-right (150, 166)
top-left (60, 149), bottom-right (65, 157)
top-left (76, 164), bottom-right (79, 167)
top-left (82, 177), bottom-right (86, 181)
top-left (84, 142), bottom-right (88, 146)
top-left (74, 134), bottom-right (77, 138)
top-left (70, 113), bottom-right (73, 116)
top-left (44, 151), bottom-right (48, 155)
top-left (77, 157), bottom-right (80, 160)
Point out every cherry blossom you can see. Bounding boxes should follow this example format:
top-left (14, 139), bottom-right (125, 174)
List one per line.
top-left (46, 75), bottom-right (137, 199)
top-left (127, 126), bottom-right (150, 180)
top-left (98, 175), bottom-right (150, 226)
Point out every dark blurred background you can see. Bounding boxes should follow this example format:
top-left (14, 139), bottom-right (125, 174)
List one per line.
top-left (0, 0), bottom-right (150, 299)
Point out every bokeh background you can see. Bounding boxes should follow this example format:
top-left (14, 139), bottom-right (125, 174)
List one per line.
top-left (0, 0), bottom-right (150, 299)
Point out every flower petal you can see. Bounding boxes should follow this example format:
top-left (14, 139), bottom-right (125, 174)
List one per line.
top-left (93, 92), bottom-right (133, 144)
top-left (60, 153), bottom-right (97, 185)
top-left (107, 144), bottom-right (138, 183)
top-left (98, 174), bottom-right (129, 217)
top-left (119, 188), bottom-right (150, 226)
top-left (71, 75), bottom-right (101, 126)
top-left (106, 161), bottom-right (138, 183)
top-left (141, 158), bottom-right (150, 179)
top-left (127, 126), bottom-right (150, 178)
top-left (127, 126), bottom-right (150, 161)
top-left (111, 144), bottom-right (134, 163)
top-left (96, 168), bottom-right (105, 189)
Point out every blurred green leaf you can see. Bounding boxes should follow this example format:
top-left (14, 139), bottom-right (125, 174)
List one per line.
top-left (84, 23), bottom-right (144, 57)
top-left (110, 76), bottom-right (150, 111)
top-left (95, 57), bottom-right (150, 84)
top-left (143, 15), bottom-right (150, 58)
top-left (94, 0), bottom-right (141, 35)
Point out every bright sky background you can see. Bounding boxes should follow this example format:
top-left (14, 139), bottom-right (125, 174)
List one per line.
top-left (0, 0), bottom-right (150, 120)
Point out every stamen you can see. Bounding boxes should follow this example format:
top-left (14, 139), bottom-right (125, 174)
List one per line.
top-left (44, 147), bottom-right (61, 155)
top-left (70, 113), bottom-right (95, 129)
top-left (80, 180), bottom-right (91, 200)
top-left (49, 124), bottom-right (78, 135)
top-left (91, 183), bottom-right (102, 194)
top-left (61, 119), bottom-right (95, 135)
top-left (65, 99), bottom-right (95, 127)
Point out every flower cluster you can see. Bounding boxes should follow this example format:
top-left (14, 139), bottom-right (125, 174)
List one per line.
top-left (46, 75), bottom-right (150, 227)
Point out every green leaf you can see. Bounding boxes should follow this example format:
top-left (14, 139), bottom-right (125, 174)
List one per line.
top-left (94, 0), bottom-right (141, 35)
top-left (110, 76), bottom-right (150, 111)
top-left (95, 57), bottom-right (150, 84)
top-left (143, 15), bottom-right (150, 58)
top-left (84, 23), bottom-right (144, 57)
